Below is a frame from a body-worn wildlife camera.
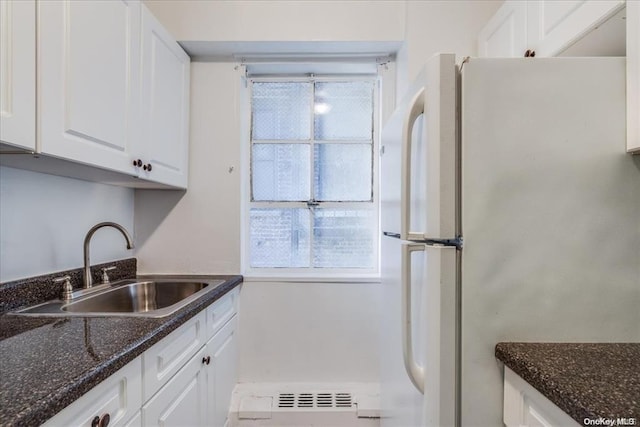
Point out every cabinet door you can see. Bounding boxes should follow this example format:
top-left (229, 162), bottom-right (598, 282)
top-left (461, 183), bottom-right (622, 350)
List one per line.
top-left (0, 0), bottom-right (36, 150)
top-left (477, 0), bottom-right (528, 58)
top-left (628, 1), bottom-right (640, 153)
top-left (206, 316), bottom-right (238, 427)
top-left (140, 6), bottom-right (190, 189)
top-left (142, 347), bottom-right (208, 427)
top-left (503, 367), bottom-right (580, 427)
top-left (38, 0), bottom-right (140, 175)
top-left (527, 0), bottom-right (625, 56)
top-left (42, 357), bottom-right (142, 427)
top-left (143, 311), bottom-right (206, 401)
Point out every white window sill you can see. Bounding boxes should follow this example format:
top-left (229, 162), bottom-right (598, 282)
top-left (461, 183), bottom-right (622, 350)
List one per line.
top-left (242, 275), bottom-right (381, 284)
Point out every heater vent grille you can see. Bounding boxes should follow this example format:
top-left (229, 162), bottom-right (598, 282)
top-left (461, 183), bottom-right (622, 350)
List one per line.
top-left (277, 392), bottom-right (353, 409)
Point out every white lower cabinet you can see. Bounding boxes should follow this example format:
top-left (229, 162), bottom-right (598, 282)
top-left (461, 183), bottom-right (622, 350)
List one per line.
top-left (143, 315), bottom-right (238, 427)
top-left (143, 311), bottom-right (207, 402)
top-left (142, 289), bottom-right (238, 427)
top-left (142, 347), bottom-right (209, 426)
top-left (44, 288), bottom-right (240, 427)
top-left (43, 356), bottom-right (143, 427)
top-left (503, 367), bottom-right (580, 427)
top-left (207, 316), bottom-right (239, 427)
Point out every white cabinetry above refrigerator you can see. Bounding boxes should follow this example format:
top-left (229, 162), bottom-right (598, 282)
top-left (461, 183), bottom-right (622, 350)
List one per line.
top-left (0, 0), bottom-right (191, 189)
top-left (478, 0), bottom-right (626, 58)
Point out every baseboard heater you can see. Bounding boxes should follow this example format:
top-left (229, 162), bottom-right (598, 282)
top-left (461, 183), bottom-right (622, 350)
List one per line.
top-left (228, 383), bottom-right (380, 426)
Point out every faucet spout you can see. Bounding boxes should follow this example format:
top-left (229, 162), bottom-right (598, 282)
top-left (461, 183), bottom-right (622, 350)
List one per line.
top-left (83, 222), bottom-right (134, 288)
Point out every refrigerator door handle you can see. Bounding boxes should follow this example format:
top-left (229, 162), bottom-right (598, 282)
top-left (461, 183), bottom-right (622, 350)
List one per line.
top-left (401, 243), bottom-right (425, 394)
top-left (401, 87), bottom-right (425, 241)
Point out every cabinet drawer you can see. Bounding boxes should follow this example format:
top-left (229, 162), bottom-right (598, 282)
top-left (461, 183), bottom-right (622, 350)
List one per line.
top-left (142, 311), bottom-right (206, 401)
top-left (205, 287), bottom-right (238, 341)
top-left (43, 356), bottom-right (142, 427)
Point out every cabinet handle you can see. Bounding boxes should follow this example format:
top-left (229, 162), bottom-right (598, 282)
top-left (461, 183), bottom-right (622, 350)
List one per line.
top-left (133, 159), bottom-right (142, 167)
top-left (98, 414), bottom-right (111, 427)
top-left (202, 355), bottom-right (211, 365)
top-left (143, 163), bottom-right (152, 172)
top-left (99, 413), bottom-right (110, 427)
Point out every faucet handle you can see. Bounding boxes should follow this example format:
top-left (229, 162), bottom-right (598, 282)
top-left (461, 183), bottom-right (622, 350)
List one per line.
top-left (101, 266), bottom-right (117, 285)
top-left (54, 275), bottom-right (74, 301)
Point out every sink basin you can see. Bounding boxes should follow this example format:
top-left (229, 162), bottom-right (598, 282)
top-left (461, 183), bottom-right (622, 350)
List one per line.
top-left (13, 279), bottom-right (225, 318)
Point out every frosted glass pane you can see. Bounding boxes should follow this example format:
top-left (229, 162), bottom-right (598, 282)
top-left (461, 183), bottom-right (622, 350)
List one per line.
top-left (314, 144), bottom-right (372, 201)
top-left (252, 144), bottom-right (310, 201)
top-left (250, 209), bottom-right (310, 267)
top-left (313, 209), bottom-right (375, 268)
top-left (252, 82), bottom-right (311, 140)
top-left (314, 81), bottom-right (373, 140)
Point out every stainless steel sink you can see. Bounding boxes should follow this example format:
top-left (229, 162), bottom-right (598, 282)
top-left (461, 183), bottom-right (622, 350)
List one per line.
top-left (13, 279), bottom-right (225, 318)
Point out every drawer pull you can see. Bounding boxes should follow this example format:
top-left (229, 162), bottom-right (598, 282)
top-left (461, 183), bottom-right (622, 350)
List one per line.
top-left (202, 355), bottom-right (211, 365)
top-left (99, 413), bottom-right (110, 427)
top-left (91, 413), bottom-right (110, 427)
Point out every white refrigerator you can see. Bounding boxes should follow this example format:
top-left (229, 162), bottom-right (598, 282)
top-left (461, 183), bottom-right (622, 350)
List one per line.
top-left (380, 54), bottom-right (640, 427)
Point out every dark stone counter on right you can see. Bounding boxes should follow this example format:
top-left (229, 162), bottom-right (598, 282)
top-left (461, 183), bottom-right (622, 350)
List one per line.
top-left (495, 342), bottom-right (640, 426)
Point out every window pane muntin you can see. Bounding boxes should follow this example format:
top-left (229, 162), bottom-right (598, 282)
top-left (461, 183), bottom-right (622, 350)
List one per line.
top-left (252, 143), bottom-right (311, 201)
top-left (249, 208), bottom-right (310, 268)
top-left (313, 143), bottom-right (372, 202)
top-left (251, 82), bottom-right (312, 140)
top-left (312, 208), bottom-right (375, 268)
top-left (314, 81), bottom-right (374, 141)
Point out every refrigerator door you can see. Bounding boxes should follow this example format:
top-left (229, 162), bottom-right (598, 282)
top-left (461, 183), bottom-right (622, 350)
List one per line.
top-left (380, 53), bottom-right (457, 242)
top-left (380, 236), bottom-right (426, 427)
top-left (421, 244), bottom-right (458, 427)
top-left (460, 58), bottom-right (639, 427)
top-left (380, 236), bottom-right (459, 427)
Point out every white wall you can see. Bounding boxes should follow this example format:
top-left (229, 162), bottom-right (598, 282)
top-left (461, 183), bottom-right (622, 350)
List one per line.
top-left (0, 166), bottom-right (134, 282)
top-left (239, 281), bottom-right (381, 383)
top-left (135, 63), bottom-right (242, 275)
top-left (135, 62), bottom-right (383, 382)
top-left (144, 0), bottom-right (405, 43)
top-left (396, 0), bottom-right (502, 97)
top-left (135, 1), bottom-right (502, 383)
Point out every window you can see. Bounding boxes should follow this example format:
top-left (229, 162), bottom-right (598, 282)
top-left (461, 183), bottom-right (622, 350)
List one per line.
top-left (245, 76), bottom-right (379, 276)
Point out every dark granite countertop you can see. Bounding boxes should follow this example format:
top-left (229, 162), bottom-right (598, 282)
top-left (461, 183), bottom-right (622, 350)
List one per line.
top-left (496, 343), bottom-right (640, 426)
top-left (0, 274), bottom-right (242, 427)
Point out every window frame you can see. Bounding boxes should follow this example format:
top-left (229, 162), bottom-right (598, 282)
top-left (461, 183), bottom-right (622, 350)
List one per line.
top-left (241, 74), bottom-right (381, 280)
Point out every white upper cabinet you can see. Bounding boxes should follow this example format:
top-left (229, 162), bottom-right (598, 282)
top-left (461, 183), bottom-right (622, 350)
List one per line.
top-left (527, 0), bottom-right (625, 56)
top-left (2, 1), bottom-right (191, 188)
top-left (139, 7), bottom-right (190, 189)
top-left (478, 1), bottom-right (528, 57)
top-left (478, 0), bottom-right (626, 58)
top-left (38, 0), bottom-right (141, 175)
top-left (479, 1), bottom-right (635, 154)
top-left (0, 0), bottom-right (36, 151)
top-left (628, 1), bottom-right (640, 153)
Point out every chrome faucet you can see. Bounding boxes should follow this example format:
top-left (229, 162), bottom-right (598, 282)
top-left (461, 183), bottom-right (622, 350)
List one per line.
top-left (83, 222), bottom-right (134, 288)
